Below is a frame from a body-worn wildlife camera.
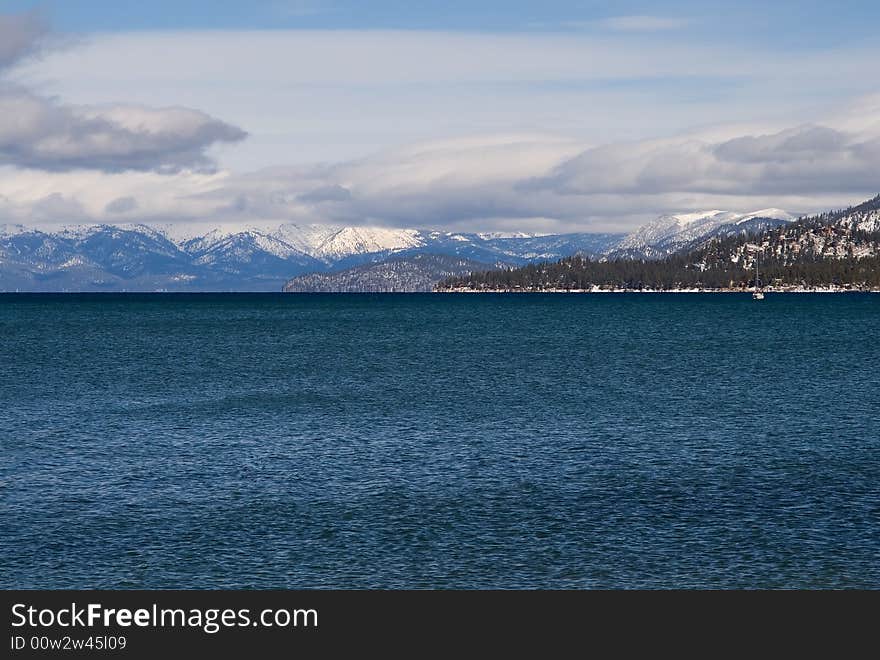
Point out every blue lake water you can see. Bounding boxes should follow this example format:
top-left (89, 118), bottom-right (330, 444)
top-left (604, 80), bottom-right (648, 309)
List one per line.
top-left (1, 293), bottom-right (878, 588)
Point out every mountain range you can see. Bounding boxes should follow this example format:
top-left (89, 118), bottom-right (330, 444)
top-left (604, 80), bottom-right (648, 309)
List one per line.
top-left (0, 206), bottom-right (820, 291)
top-left (0, 222), bottom-right (624, 291)
top-left (437, 195), bottom-right (880, 292)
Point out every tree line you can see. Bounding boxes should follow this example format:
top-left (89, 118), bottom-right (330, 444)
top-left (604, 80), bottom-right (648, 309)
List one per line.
top-left (437, 253), bottom-right (880, 290)
top-left (438, 195), bottom-right (880, 291)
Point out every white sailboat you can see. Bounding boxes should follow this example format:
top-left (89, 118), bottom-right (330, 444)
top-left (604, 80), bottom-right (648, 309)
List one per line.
top-left (753, 248), bottom-right (765, 300)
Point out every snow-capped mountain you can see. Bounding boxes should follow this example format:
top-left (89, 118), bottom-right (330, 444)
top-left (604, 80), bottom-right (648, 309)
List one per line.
top-left (4, 202), bottom-right (837, 291)
top-left (309, 226), bottom-right (425, 261)
top-left (270, 223), bottom-right (342, 255)
top-left (608, 208), bottom-right (795, 260)
top-left (183, 230), bottom-right (324, 282)
top-left (0, 222), bottom-right (623, 291)
top-left (163, 223), bottom-right (427, 263)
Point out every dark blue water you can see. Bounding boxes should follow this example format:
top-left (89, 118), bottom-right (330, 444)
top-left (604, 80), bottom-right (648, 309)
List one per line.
top-left (2, 293), bottom-right (878, 589)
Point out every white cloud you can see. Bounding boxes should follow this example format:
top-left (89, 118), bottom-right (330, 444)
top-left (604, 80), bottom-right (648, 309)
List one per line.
top-left (0, 12), bottom-right (247, 173)
top-left (1, 22), bottom-right (879, 233)
top-left (2, 95), bottom-right (878, 235)
top-left (12, 28), bottom-right (880, 172)
top-left (539, 119), bottom-right (880, 200)
top-left (0, 88), bottom-right (247, 171)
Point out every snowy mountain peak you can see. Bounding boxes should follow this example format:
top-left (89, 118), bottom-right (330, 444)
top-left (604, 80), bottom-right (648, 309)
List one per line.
top-left (476, 231), bottom-right (538, 240)
top-left (611, 207), bottom-right (796, 259)
top-left (312, 227), bottom-right (424, 261)
top-left (272, 223), bottom-right (341, 255)
top-left (667, 210), bottom-right (727, 225)
top-left (182, 228), bottom-right (313, 262)
top-left (245, 231), bottom-right (310, 260)
top-left (736, 208), bottom-right (796, 223)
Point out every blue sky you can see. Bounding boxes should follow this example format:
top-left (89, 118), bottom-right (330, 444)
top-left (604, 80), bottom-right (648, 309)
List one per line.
top-left (6, 0), bottom-right (880, 45)
top-left (1, 2), bottom-right (879, 232)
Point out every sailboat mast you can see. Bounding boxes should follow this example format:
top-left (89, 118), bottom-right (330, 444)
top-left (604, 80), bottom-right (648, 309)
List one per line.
top-left (755, 247), bottom-right (760, 290)
top-left (752, 243), bottom-right (765, 299)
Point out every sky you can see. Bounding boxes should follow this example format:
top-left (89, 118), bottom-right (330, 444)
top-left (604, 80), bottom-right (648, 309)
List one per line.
top-left (1, 1), bottom-right (879, 233)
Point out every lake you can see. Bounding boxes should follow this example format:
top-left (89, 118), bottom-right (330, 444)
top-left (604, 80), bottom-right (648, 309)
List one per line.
top-left (2, 293), bottom-right (878, 588)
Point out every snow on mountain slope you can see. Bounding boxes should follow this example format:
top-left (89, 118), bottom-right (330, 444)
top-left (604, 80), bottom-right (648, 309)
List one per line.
top-left (834, 206), bottom-right (880, 233)
top-left (735, 208), bottom-right (795, 224)
top-left (182, 228), bottom-right (306, 261)
top-left (610, 208), bottom-right (796, 259)
top-left (0, 228), bottom-right (80, 267)
top-left (476, 231), bottom-right (539, 240)
top-left (852, 210), bottom-right (880, 232)
top-left (669, 210), bottom-right (726, 225)
top-left (311, 227), bottom-right (425, 261)
top-left (149, 222), bottom-right (276, 244)
top-left (249, 232), bottom-right (311, 260)
top-left (165, 222), bottom-right (424, 263)
top-left (615, 211), bottom-right (730, 252)
top-left (271, 223), bottom-right (341, 255)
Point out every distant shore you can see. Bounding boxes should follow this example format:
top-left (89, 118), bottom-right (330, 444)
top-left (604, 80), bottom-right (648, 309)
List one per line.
top-left (436, 286), bottom-right (880, 294)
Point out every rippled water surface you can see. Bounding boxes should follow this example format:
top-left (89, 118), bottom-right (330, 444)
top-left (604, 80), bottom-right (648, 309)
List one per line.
top-left (2, 293), bottom-right (878, 588)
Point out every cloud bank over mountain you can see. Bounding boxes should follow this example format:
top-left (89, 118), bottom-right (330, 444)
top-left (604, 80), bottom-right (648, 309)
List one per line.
top-left (4, 106), bottom-right (879, 234)
top-left (1, 10), bottom-right (879, 233)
